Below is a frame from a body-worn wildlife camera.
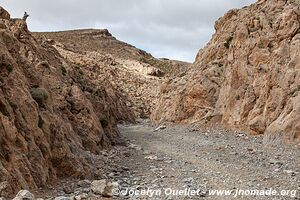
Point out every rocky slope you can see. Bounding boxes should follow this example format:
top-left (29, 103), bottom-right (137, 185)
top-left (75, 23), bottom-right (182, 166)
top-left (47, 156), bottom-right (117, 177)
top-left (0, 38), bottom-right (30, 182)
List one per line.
top-left (0, 7), bottom-right (134, 197)
top-left (34, 29), bottom-right (190, 118)
top-left (151, 0), bottom-right (300, 145)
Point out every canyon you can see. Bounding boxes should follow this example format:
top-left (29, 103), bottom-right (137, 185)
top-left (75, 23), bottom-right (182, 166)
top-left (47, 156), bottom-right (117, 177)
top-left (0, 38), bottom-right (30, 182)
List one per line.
top-left (0, 0), bottom-right (299, 199)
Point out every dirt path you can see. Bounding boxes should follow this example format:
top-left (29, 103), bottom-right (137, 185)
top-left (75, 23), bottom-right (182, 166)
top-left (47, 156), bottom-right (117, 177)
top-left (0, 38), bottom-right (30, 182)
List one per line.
top-left (114, 121), bottom-right (299, 200)
top-left (33, 121), bottom-right (299, 200)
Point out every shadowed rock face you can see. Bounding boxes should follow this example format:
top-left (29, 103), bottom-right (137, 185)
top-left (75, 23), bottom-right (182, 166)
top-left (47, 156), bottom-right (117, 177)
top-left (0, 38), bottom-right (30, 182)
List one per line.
top-left (0, 7), bottom-right (134, 197)
top-left (152, 0), bottom-right (300, 145)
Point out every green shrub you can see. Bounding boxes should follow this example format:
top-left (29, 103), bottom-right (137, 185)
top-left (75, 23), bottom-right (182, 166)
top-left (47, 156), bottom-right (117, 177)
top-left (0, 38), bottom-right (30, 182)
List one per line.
top-left (268, 42), bottom-right (274, 49)
top-left (1, 62), bottom-right (13, 73)
top-left (61, 66), bottom-right (67, 76)
top-left (30, 87), bottom-right (49, 107)
top-left (224, 36), bottom-right (233, 49)
top-left (5, 64), bottom-right (13, 73)
top-left (100, 118), bottom-right (109, 128)
top-left (258, 42), bottom-right (264, 48)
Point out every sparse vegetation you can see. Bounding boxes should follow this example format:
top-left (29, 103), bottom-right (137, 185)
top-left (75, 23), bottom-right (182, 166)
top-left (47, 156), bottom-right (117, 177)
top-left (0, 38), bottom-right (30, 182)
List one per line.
top-left (30, 87), bottom-right (49, 107)
top-left (1, 62), bottom-right (13, 73)
top-left (224, 36), bottom-right (233, 49)
top-left (140, 57), bottom-right (179, 75)
top-left (258, 42), bottom-right (264, 48)
top-left (100, 118), bottom-right (109, 128)
top-left (61, 66), bottom-right (67, 76)
top-left (6, 64), bottom-right (13, 73)
top-left (268, 42), bottom-right (274, 49)
top-left (206, 115), bottom-right (213, 122)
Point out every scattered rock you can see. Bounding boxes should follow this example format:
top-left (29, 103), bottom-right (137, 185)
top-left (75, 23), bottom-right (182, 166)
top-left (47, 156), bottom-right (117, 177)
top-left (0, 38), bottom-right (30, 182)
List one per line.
top-left (54, 197), bottom-right (74, 200)
top-left (283, 170), bottom-right (298, 176)
top-left (144, 155), bottom-right (158, 160)
top-left (269, 159), bottom-right (283, 166)
top-left (154, 125), bottom-right (167, 132)
top-left (128, 143), bottom-right (143, 151)
top-left (77, 180), bottom-right (91, 188)
top-left (91, 180), bottom-right (107, 195)
top-left (0, 181), bottom-right (10, 196)
top-left (90, 180), bottom-right (118, 197)
top-left (63, 185), bottom-right (73, 194)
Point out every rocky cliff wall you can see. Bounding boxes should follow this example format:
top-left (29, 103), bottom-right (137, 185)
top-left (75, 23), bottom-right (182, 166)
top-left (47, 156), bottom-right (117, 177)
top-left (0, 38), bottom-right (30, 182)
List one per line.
top-left (151, 0), bottom-right (300, 145)
top-left (0, 7), bottom-right (134, 197)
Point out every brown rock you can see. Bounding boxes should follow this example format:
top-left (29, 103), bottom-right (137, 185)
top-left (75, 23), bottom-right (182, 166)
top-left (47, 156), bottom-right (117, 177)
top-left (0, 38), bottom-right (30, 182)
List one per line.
top-left (0, 7), bottom-right (134, 198)
top-left (151, 0), bottom-right (300, 145)
top-left (33, 29), bottom-right (190, 119)
top-left (0, 6), bottom-right (10, 20)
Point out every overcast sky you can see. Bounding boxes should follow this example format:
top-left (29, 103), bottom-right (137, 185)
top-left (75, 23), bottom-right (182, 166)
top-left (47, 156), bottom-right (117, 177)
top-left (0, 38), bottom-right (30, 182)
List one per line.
top-left (1, 0), bottom-right (256, 62)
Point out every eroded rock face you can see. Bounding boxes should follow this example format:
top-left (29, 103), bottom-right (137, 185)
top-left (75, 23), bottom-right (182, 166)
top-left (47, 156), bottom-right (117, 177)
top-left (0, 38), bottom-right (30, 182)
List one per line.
top-left (0, 6), bottom-right (134, 197)
top-left (152, 0), bottom-right (300, 145)
top-left (34, 30), bottom-right (190, 118)
top-left (0, 7), bottom-right (10, 20)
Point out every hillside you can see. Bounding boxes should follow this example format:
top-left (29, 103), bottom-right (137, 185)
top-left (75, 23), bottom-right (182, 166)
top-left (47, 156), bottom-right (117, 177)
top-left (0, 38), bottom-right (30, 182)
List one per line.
top-left (35, 29), bottom-right (189, 76)
top-left (34, 29), bottom-right (190, 118)
top-left (0, 6), bottom-right (134, 197)
top-left (151, 0), bottom-right (300, 145)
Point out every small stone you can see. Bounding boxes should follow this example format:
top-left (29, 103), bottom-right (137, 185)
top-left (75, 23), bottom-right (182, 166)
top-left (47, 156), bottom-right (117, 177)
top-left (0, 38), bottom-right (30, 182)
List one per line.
top-left (121, 166), bottom-right (130, 171)
top-left (237, 133), bottom-right (246, 137)
top-left (183, 178), bottom-right (194, 184)
top-left (154, 125), bottom-right (166, 132)
top-left (269, 159), bottom-right (283, 165)
top-left (144, 155), bottom-right (158, 160)
top-left (128, 143), bottom-right (143, 151)
top-left (246, 148), bottom-right (254, 152)
top-left (284, 170), bottom-right (297, 176)
top-left (91, 180), bottom-right (107, 195)
top-left (74, 193), bottom-right (88, 200)
top-left (63, 185), bottom-right (73, 194)
top-left (13, 190), bottom-right (35, 200)
top-left (0, 181), bottom-right (9, 195)
top-left (90, 180), bottom-right (118, 197)
top-left (54, 197), bottom-right (73, 200)
top-left (102, 182), bottom-right (114, 197)
top-left (77, 180), bottom-right (91, 188)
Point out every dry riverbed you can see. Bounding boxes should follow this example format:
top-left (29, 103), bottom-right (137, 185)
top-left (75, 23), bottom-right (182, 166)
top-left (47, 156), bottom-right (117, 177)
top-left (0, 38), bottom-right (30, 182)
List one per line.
top-left (13, 120), bottom-right (300, 200)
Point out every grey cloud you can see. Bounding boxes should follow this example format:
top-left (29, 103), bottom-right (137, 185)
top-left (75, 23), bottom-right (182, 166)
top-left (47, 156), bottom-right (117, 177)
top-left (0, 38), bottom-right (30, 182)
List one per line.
top-left (1, 0), bottom-right (256, 62)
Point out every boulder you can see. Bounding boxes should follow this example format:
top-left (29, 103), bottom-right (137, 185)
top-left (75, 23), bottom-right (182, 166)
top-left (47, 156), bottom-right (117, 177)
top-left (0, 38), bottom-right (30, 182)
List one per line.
top-left (12, 190), bottom-right (35, 200)
top-left (91, 180), bottom-right (118, 197)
